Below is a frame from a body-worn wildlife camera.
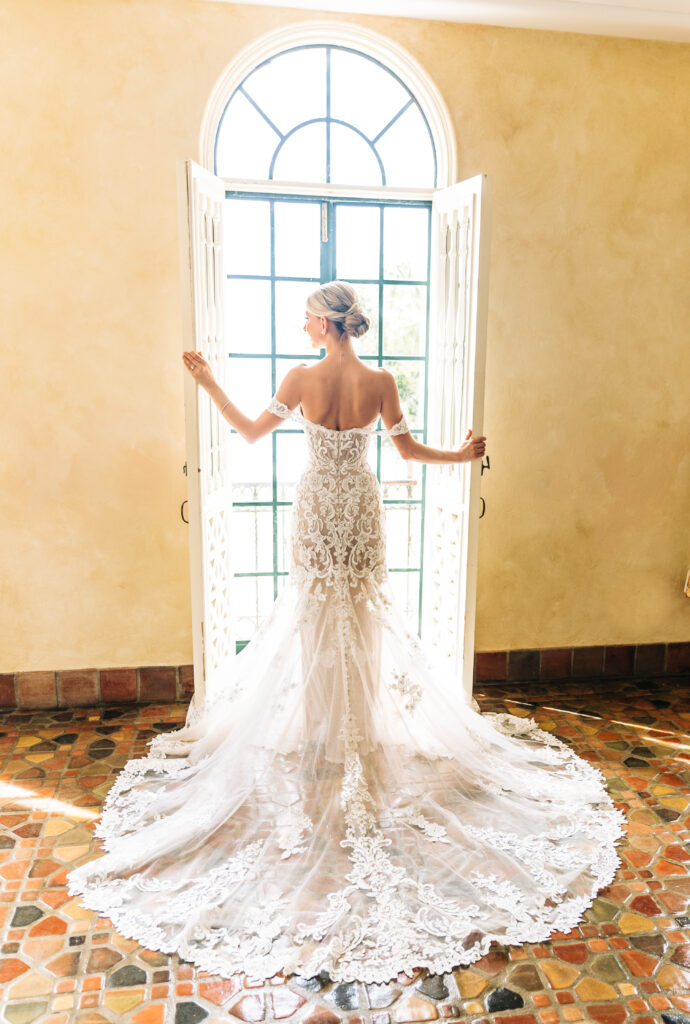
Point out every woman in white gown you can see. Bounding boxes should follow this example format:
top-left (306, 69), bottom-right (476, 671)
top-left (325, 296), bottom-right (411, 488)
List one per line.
top-left (67, 282), bottom-right (626, 984)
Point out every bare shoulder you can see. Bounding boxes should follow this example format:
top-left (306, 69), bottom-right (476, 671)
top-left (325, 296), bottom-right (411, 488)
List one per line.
top-left (363, 365), bottom-right (395, 407)
top-left (375, 366), bottom-right (397, 390)
top-left (275, 362), bottom-right (308, 405)
top-left (371, 367), bottom-right (397, 409)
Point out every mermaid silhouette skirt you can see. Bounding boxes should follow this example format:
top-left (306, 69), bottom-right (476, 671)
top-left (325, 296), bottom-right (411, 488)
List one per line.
top-left (66, 398), bottom-right (626, 983)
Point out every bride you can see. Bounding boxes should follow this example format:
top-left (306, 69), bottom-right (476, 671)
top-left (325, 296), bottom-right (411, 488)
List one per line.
top-left (67, 282), bottom-right (626, 984)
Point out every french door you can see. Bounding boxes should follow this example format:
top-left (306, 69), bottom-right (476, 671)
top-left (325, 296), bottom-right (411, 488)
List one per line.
top-left (178, 160), bottom-right (491, 706)
top-left (422, 178), bottom-right (492, 696)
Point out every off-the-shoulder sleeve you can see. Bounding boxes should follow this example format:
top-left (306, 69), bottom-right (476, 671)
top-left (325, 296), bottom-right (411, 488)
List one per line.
top-left (387, 413), bottom-right (410, 436)
top-left (266, 395), bottom-right (293, 420)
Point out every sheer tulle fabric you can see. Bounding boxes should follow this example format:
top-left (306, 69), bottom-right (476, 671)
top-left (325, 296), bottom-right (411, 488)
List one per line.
top-left (67, 399), bottom-right (627, 983)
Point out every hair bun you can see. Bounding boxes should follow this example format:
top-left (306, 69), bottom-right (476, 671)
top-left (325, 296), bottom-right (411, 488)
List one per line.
top-left (343, 304), bottom-right (370, 339)
top-left (306, 281), bottom-right (371, 339)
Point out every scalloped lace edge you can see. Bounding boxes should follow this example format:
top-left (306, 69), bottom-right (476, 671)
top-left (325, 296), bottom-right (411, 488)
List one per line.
top-left (66, 822), bottom-right (625, 985)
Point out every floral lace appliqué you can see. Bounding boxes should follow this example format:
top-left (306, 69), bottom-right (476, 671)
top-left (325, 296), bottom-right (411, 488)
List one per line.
top-left (388, 669), bottom-right (423, 711)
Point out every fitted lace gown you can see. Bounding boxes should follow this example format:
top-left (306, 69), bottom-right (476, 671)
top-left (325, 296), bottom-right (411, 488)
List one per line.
top-left (67, 398), bottom-right (627, 984)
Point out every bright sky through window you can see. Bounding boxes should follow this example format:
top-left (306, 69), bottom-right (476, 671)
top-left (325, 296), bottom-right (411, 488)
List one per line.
top-left (215, 46), bottom-right (437, 188)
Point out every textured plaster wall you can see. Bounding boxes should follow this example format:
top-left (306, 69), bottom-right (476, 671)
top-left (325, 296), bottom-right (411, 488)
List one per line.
top-left (1, 0), bottom-right (688, 671)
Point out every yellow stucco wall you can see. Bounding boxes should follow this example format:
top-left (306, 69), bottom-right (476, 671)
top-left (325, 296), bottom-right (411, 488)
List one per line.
top-left (2, 0), bottom-right (688, 671)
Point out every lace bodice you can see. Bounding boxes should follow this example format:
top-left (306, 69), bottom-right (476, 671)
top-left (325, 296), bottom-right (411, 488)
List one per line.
top-left (266, 395), bottom-right (409, 467)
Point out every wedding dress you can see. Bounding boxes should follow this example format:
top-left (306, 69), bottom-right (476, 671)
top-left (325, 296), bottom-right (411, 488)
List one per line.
top-left (67, 398), bottom-right (627, 984)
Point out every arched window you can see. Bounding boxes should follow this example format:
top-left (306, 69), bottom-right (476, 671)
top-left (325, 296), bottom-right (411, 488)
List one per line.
top-left (214, 45), bottom-right (437, 188)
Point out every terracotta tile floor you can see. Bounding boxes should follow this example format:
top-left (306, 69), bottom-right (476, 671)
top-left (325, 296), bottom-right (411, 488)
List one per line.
top-left (1, 678), bottom-right (689, 1024)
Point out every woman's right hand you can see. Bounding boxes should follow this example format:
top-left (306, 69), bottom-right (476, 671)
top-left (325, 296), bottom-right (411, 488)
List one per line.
top-left (457, 428), bottom-right (487, 463)
top-left (182, 350), bottom-right (216, 390)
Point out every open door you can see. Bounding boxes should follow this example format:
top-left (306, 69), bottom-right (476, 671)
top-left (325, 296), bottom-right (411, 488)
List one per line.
top-left (177, 159), bottom-right (235, 714)
top-left (421, 174), bottom-right (492, 703)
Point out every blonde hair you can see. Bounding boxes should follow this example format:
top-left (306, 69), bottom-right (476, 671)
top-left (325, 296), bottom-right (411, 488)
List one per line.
top-left (306, 281), bottom-right (370, 339)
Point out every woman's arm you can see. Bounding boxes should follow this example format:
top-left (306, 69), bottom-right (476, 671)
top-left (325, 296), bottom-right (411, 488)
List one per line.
top-left (182, 351), bottom-right (302, 444)
top-left (379, 368), bottom-right (486, 465)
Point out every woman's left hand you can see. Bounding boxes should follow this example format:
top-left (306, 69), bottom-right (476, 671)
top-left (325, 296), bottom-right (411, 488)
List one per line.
top-left (182, 350), bottom-right (215, 389)
top-left (456, 427), bottom-right (487, 463)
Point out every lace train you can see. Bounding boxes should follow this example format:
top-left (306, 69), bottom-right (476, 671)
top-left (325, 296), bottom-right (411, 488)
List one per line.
top-left (67, 398), bottom-right (627, 983)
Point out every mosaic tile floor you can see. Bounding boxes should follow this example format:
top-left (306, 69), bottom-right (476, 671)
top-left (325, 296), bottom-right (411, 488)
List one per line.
top-left (1, 678), bottom-right (689, 1024)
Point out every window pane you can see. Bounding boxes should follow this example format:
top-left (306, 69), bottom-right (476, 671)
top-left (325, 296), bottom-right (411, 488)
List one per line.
top-left (330, 48), bottom-right (409, 142)
top-left (384, 207), bottom-right (429, 281)
top-left (233, 575), bottom-right (276, 642)
top-left (275, 281), bottom-right (314, 356)
top-left (385, 503), bottom-right (422, 570)
top-left (227, 358), bottom-right (274, 501)
top-left (335, 204), bottom-right (380, 281)
top-left (225, 279), bottom-right (271, 355)
top-left (351, 282), bottom-right (379, 358)
top-left (242, 47), bottom-right (327, 136)
top-left (329, 123), bottom-right (383, 187)
top-left (276, 431), bottom-right (308, 511)
top-left (216, 92), bottom-right (279, 179)
top-left (389, 569), bottom-right (420, 629)
top-left (272, 122), bottom-right (327, 183)
top-left (376, 103), bottom-right (435, 188)
top-left (230, 439), bottom-right (272, 503)
top-left (383, 358), bottom-right (424, 431)
top-left (231, 507), bottom-right (275, 574)
top-left (224, 199), bottom-right (271, 277)
top-left (383, 284), bottom-right (427, 358)
top-left (274, 201), bottom-right (321, 279)
top-left (227, 355), bottom-right (273, 415)
top-left (381, 438), bottom-right (422, 501)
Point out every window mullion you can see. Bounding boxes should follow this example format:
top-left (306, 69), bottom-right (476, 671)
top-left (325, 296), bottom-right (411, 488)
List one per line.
top-left (376, 204), bottom-right (384, 481)
top-left (326, 47), bottom-right (332, 185)
top-left (418, 205), bottom-right (433, 634)
top-left (270, 199), bottom-right (279, 600)
top-left (320, 201), bottom-right (336, 283)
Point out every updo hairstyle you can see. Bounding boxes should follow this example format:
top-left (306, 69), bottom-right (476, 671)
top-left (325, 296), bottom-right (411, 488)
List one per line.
top-left (306, 281), bottom-right (370, 339)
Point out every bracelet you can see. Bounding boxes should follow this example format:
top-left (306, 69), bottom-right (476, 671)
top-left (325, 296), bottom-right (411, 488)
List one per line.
top-left (219, 400), bottom-right (231, 415)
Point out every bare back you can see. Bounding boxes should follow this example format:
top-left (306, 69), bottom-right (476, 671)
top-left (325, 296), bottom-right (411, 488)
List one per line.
top-left (296, 358), bottom-right (389, 431)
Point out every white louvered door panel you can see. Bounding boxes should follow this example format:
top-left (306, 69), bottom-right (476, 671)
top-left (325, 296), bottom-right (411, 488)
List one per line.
top-left (421, 174), bottom-right (492, 702)
top-left (178, 159), bottom-right (234, 710)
